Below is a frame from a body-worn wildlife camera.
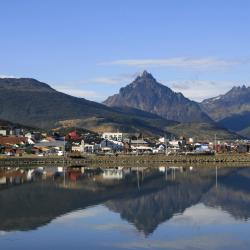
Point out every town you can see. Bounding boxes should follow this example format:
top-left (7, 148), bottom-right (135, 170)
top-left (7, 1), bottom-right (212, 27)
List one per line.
top-left (0, 125), bottom-right (250, 158)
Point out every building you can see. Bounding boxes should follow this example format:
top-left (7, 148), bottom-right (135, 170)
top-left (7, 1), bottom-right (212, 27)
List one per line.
top-left (130, 139), bottom-right (149, 147)
top-left (130, 139), bottom-right (152, 153)
top-left (34, 140), bottom-right (65, 155)
top-left (100, 139), bottom-right (124, 152)
top-left (0, 136), bottom-right (27, 146)
top-left (71, 141), bottom-right (84, 152)
top-left (0, 130), bottom-right (7, 136)
top-left (67, 131), bottom-right (81, 141)
top-left (102, 132), bottom-right (123, 141)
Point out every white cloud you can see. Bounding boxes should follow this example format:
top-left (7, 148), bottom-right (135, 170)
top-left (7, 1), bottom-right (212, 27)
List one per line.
top-left (111, 234), bottom-right (248, 250)
top-left (54, 86), bottom-right (103, 100)
top-left (55, 207), bottom-right (101, 224)
top-left (168, 203), bottom-right (239, 226)
top-left (100, 57), bottom-right (243, 70)
top-left (0, 74), bottom-right (15, 78)
top-left (89, 77), bottom-right (127, 85)
top-left (87, 72), bottom-right (140, 85)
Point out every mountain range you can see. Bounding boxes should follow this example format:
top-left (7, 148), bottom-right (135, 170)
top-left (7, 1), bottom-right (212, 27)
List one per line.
top-left (0, 77), bottom-right (177, 136)
top-left (0, 73), bottom-right (247, 139)
top-left (201, 85), bottom-right (250, 137)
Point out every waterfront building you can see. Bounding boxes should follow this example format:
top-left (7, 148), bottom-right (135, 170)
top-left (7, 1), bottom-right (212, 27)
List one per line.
top-left (102, 132), bottom-right (123, 141)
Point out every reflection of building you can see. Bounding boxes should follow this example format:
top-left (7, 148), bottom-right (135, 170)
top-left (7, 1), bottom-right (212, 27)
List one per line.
top-left (102, 132), bottom-right (123, 141)
top-left (68, 170), bottom-right (82, 181)
top-left (0, 170), bottom-right (27, 185)
top-left (102, 169), bottom-right (124, 179)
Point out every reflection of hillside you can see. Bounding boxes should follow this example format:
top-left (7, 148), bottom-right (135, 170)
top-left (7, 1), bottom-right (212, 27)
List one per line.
top-left (106, 168), bottom-right (218, 235)
top-left (0, 169), bottom-right (166, 232)
top-left (203, 168), bottom-right (250, 220)
top-left (0, 181), bottom-right (102, 231)
top-left (1, 167), bottom-right (250, 235)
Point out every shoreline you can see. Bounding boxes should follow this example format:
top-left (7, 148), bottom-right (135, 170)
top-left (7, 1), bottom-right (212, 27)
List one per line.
top-left (1, 154), bottom-right (250, 167)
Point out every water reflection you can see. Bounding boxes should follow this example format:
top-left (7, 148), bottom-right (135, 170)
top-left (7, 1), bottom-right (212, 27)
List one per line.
top-left (0, 165), bottom-right (250, 249)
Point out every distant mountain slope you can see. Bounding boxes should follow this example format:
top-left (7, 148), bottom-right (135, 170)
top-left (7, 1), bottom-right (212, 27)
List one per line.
top-left (166, 122), bottom-right (240, 140)
top-left (0, 77), bottom-right (238, 139)
top-left (103, 71), bottom-right (212, 123)
top-left (0, 119), bottom-right (19, 128)
top-left (0, 78), bottom-right (176, 135)
top-left (0, 118), bottom-right (36, 131)
top-left (201, 86), bottom-right (250, 137)
top-left (201, 85), bottom-right (250, 121)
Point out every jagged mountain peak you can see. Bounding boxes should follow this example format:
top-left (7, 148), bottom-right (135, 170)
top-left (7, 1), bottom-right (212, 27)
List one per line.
top-left (131, 70), bottom-right (158, 87)
top-left (229, 85), bottom-right (249, 94)
top-left (202, 85), bottom-right (250, 106)
top-left (136, 70), bottom-right (155, 80)
top-left (103, 72), bottom-right (212, 123)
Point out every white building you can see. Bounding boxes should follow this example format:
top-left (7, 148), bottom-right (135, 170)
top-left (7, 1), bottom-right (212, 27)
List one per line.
top-left (102, 132), bottom-right (123, 141)
top-left (0, 130), bottom-right (7, 136)
top-left (71, 140), bottom-right (84, 152)
top-left (71, 140), bottom-right (95, 153)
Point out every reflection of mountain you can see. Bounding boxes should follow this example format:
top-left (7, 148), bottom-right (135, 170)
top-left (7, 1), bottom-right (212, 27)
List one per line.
top-left (202, 168), bottom-right (250, 220)
top-left (0, 181), bottom-right (104, 231)
top-left (106, 169), bottom-right (216, 235)
top-left (0, 169), bottom-right (166, 232)
top-left (1, 167), bottom-right (250, 235)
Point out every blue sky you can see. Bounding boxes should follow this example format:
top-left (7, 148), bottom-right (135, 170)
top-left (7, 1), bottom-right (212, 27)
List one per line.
top-left (0, 0), bottom-right (250, 102)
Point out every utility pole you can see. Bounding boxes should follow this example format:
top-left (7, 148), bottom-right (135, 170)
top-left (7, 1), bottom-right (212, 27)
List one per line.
top-left (63, 136), bottom-right (66, 187)
top-left (165, 134), bottom-right (168, 155)
top-left (216, 166), bottom-right (218, 188)
top-left (214, 134), bottom-right (217, 154)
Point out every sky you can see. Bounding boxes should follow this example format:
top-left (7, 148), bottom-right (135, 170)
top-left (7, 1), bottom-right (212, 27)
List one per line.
top-left (0, 0), bottom-right (250, 102)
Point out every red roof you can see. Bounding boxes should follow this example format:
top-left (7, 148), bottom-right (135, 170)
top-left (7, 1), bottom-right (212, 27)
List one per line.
top-left (0, 136), bottom-right (27, 146)
top-left (68, 131), bottom-right (80, 140)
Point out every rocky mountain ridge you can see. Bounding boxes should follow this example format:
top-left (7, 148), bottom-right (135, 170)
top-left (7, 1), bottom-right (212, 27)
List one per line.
top-left (104, 71), bottom-right (212, 123)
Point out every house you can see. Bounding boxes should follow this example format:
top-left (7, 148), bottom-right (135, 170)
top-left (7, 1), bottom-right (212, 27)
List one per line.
top-left (237, 144), bottom-right (249, 153)
top-left (0, 129), bottom-right (7, 136)
top-left (70, 140), bottom-right (95, 153)
top-left (102, 132), bottom-right (123, 141)
top-left (153, 144), bottom-right (166, 154)
top-left (34, 140), bottom-right (65, 155)
top-left (34, 140), bottom-right (65, 149)
top-left (71, 141), bottom-right (84, 152)
top-left (5, 148), bottom-right (15, 156)
top-left (100, 139), bottom-right (123, 152)
top-left (130, 139), bottom-right (152, 153)
top-left (194, 143), bottom-right (213, 153)
top-left (83, 143), bottom-right (95, 153)
top-left (67, 131), bottom-right (81, 141)
top-left (130, 139), bottom-right (149, 147)
top-left (0, 136), bottom-right (27, 147)
top-left (24, 132), bottom-right (42, 142)
top-left (10, 128), bottom-right (22, 136)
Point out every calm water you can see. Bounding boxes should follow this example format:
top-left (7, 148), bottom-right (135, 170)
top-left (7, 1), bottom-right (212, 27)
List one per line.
top-left (1, 166), bottom-right (250, 250)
